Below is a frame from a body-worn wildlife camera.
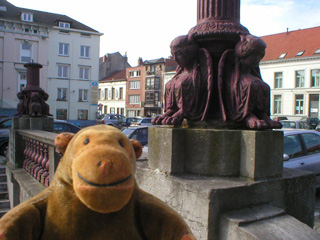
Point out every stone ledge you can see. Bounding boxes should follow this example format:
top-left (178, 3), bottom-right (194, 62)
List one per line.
top-left (136, 163), bottom-right (315, 240)
top-left (11, 168), bottom-right (45, 201)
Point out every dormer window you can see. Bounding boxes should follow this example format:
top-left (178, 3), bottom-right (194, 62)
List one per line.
top-left (314, 48), bottom-right (320, 54)
top-left (296, 51), bottom-right (305, 56)
top-left (278, 53), bottom-right (287, 59)
top-left (21, 13), bottom-right (33, 22)
top-left (59, 22), bottom-right (70, 28)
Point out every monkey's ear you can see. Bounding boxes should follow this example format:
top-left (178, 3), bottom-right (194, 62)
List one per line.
top-left (54, 132), bottom-right (75, 155)
top-left (130, 139), bottom-right (142, 159)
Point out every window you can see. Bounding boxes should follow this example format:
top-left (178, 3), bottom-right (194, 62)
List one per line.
top-left (78, 110), bottom-right (88, 120)
top-left (314, 49), bottom-right (320, 54)
top-left (21, 13), bottom-right (33, 22)
top-left (56, 109), bottom-right (67, 120)
top-left (58, 65), bottom-right (69, 78)
top-left (296, 51), bottom-right (305, 56)
top-left (110, 107), bottom-right (115, 114)
top-left (58, 43), bottom-right (69, 56)
top-left (20, 42), bottom-right (32, 62)
top-left (146, 92), bottom-right (154, 102)
top-left (59, 22), bottom-right (70, 28)
top-left (18, 72), bottom-right (26, 91)
top-left (104, 88), bottom-right (108, 99)
top-left (129, 70), bottom-right (140, 77)
top-left (57, 88), bottom-right (67, 101)
top-left (284, 135), bottom-right (303, 159)
top-left (111, 87), bottom-right (115, 100)
top-left (301, 133), bottom-right (320, 155)
top-left (119, 87), bottom-right (123, 100)
top-left (274, 72), bottom-right (283, 89)
top-left (103, 105), bottom-right (107, 113)
top-left (129, 80), bottom-right (140, 89)
top-left (295, 94), bottom-right (304, 115)
top-left (311, 69), bottom-right (320, 87)
top-left (279, 53), bottom-right (287, 59)
top-left (155, 92), bottom-right (159, 102)
top-left (273, 95), bottom-right (282, 114)
top-left (129, 95), bottom-right (140, 104)
top-left (80, 45), bottom-right (90, 58)
top-left (120, 108), bottom-right (124, 115)
top-left (99, 89), bottom-right (101, 100)
top-left (79, 89), bottom-right (88, 102)
top-left (146, 78), bottom-right (154, 90)
top-left (295, 70), bottom-right (305, 88)
top-left (79, 66), bottom-right (90, 80)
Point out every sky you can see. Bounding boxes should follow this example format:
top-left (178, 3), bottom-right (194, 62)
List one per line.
top-left (7, 0), bottom-right (320, 66)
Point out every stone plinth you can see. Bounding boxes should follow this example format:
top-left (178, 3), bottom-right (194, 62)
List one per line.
top-left (148, 127), bottom-right (283, 180)
top-left (136, 165), bottom-right (316, 240)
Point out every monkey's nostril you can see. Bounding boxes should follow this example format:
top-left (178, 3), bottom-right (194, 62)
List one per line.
top-left (97, 161), bottom-right (102, 167)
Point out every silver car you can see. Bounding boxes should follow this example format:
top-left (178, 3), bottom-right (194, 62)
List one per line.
top-left (283, 129), bottom-right (320, 188)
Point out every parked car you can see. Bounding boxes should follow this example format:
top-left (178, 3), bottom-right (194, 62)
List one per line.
top-left (96, 114), bottom-right (125, 129)
top-left (283, 129), bottom-right (320, 188)
top-left (53, 120), bottom-right (81, 134)
top-left (0, 128), bottom-right (9, 156)
top-left (0, 119), bottom-right (81, 156)
top-left (132, 117), bottom-right (153, 126)
top-left (306, 117), bottom-right (320, 129)
top-left (121, 117), bottom-right (139, 127)
top-left (122, 126), bottom-right (149, 146)
top-left (0, 118), bottom-right (12, 128)
top-left (280, 120), bottom-right (311, 130)
top-left (273, 116), bottom-right (288, 121)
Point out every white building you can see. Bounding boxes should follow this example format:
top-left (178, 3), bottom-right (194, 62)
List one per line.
top-left (260, 27), bottom-right (320, 119)
top-left (98, 70), bottom-right (126, 116)
top-left (0, 0), bottom-right (102, 120)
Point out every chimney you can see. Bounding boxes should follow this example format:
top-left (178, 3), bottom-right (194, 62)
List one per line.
top-left (138, 57), bottom-right (143, 66)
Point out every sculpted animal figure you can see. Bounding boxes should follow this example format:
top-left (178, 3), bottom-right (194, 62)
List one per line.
top-left (0, 125), bottom-right (195, 240)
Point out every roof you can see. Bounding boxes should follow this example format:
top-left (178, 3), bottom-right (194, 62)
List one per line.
top-left (100, 70), bottom-right (126, 82)
top-left (0, 0), bottom-right (99, 33)
top-left (261, 26), bottom-right (320, 62)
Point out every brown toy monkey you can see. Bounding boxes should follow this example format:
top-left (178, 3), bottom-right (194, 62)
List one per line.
top-left (0, 125), bottom-right (195, 240)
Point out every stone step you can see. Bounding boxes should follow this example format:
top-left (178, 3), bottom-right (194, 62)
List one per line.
top-left (0, 174), bottom-right (6, 183)
top-left (0, 166), bottom-right (5, 175)
top-left (0, 191), bottom-right (8, 200)
top-left (0, 208), bottom-right (9, 218)
top-left (0, 182), bottom-right (7, 191)
top-left (0, 199), bottom-right (9, 209)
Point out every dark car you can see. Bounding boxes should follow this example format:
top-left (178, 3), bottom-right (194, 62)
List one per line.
top-left (0, 128), bottom-right (9, 156)
top-left (122, 126), bottom-right (149, 146)
top-left (0, 118), bottom-right (12, 128)
top-left (121, 117), bottom-right (139, 127)
top-left (53, 120), bottom-right (81, 134)
top-left (96, 114), bottom-right (125, 129)
top-left (306, 118), bottom-right (320, 129)
top-left (0, 119), bottom-right (81, 156)
top-left (283, 129), bottom-right (320, 188)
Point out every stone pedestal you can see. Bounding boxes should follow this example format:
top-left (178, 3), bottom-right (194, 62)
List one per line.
top-left (149, 127), bottom-right (283, 180)
top-left (136, 127), bottom-right (317, 240)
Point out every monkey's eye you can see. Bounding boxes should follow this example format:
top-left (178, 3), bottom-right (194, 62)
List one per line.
top-left (84, 138), bottom-right (90, 145)
top-left (119, 140), bottom-right (124, 147)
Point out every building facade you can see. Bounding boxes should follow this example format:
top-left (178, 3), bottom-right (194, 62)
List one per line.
top-left (125, 58), bottom-right (176, 117)
top-left (98, 70), bottom-right (126, 116)
top-left (126, 64), bottom-right (145, 117)
top-left (0, 0), bottom-right (102, 120)
top-left (99, 52), bottom-right (130, 80)
top-left (260, 27), bottom-right (320, 119)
